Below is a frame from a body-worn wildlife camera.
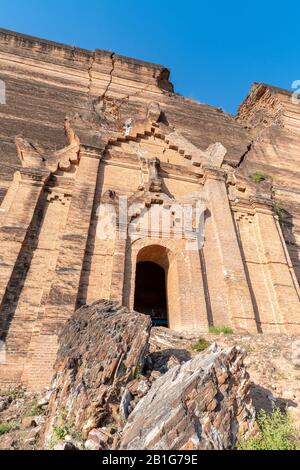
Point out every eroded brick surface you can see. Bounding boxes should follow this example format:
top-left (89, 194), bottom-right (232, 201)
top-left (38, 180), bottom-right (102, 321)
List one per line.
top-left (0, 30), bottom-right (300, 391)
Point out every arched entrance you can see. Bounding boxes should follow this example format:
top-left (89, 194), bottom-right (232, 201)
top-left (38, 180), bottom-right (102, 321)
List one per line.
top-left (133, 245), bottom-right (170, 327)
top-left (134, 261), bottom-right (168, 326)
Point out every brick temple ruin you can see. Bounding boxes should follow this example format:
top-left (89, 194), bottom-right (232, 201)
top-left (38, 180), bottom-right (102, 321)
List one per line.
top-left (0, 29), bottom-right (299, 390)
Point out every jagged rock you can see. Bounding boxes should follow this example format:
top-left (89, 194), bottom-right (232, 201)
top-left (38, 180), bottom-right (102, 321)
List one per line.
top-left (44, 300), bottom-right (151, 446)
top-left (0, 434), bottom-right (16, 450)
top-left (0, 398), bottom-right (10, 413)
top-left (84, 438), bottom-right (101, 451)
top-left (119, 344), bottom-right (255, 450)
top-left (21, 416), bottom-right (37, 429)
top-left (119, 388), bottom-right (134, 421)
top-left (84, 428), bottom-right (112, 450)
top-left (33, 415), bottom-right (46, 427)
top-left (146, 347), bottom-right (191, 375)
top-left (127, 379), bottom-right (150, 398)
top-left (37, 390), bottom-right (52, 408)
top-left (53, 441), bottom-right (79, 451)
top-left (24, 427), bottom-right (40, 445)
top-left (150, 326), bottom-right (196, 351)
top-left (149, 370), bottom-right (162, 381)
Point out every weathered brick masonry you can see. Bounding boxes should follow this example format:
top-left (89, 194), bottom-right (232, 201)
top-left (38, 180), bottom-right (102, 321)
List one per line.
top-left (0, 29), bottom-right (299, 390)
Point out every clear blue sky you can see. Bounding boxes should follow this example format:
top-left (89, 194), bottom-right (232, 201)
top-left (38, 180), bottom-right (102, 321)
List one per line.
top-left (0, 0), bottom-right (299, 114)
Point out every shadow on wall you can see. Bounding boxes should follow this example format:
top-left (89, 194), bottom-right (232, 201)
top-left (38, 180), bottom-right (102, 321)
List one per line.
top-left (145, 348), bottom-right (192, 375)
top-left (280, 208), bottom-right (300, 288)
top-left (75, 162), bottom-right (105, 309)
top-left (250, 383), bottom-right (297, 414)
top-left (0, 190), bottom-right (48, 341)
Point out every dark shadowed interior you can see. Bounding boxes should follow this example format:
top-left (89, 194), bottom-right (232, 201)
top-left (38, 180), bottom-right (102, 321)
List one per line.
top-left (134, 261), bottom-right (168, 326)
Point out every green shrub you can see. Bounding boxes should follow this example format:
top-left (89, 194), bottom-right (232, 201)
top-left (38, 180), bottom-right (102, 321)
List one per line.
top-left (0, 423), bottom-right (13, 436)
top-left (249, 171), bottom-right (269, 183)
top-left (48, 408), bottom-right (83, 449)
top-left (238, 407), bottom-right (299, 450)
top-left (28, 405), bottom-right (43, 417)
top-left (22, 398), bottom-right (44, 418)
top-left (273, 201), bottom-right (284, 224)
top-left (53, 423), bottom-right (69, 441)
top-left (209, 326), bottom-right (234, 335)
top-left (191, 338), bottom-right (210, 352)
top-left (48, 423), bottom-right (70, 449)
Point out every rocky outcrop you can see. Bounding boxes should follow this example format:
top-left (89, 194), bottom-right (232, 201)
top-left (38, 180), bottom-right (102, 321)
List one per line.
top-left (120, 344), bottom-right (255, 450)
top-left (2, 324), bottom-right (300, 450)
top-left (44, 300), bottom-right (151, 448)
top-left (41, 301), bottom-right (255, 450)
top-left (0, 388), bottom-right (46, 450)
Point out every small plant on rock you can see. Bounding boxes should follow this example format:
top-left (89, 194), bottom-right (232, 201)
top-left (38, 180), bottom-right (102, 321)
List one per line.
top-left (238, 407), bottom-right (299, 450)
top-left (273, 201), bottom-right (285, 225)
top-left (0, 423), bottom-right (13, 436)
top-left (209, 326), bottom-right (234, 335)
top-left (249, 171), bottom-right (269, 183)
top-left (48, 408), bottom-right (70, 449)
top-left (53, 423), bottom-right (69, 441)
top-left (48, 409), bottom-right (83, 450)
top-left (23, 398), bottom-right (44, 418)
top-left (191, 338), bottom-right (210, 352)
top-left (28, 405), bottom-right (43, 417)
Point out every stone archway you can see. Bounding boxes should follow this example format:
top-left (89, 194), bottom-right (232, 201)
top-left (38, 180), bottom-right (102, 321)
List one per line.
top-left (130, 244), bottom-right (181, 329)
top-left (134, 261), bottom-right (168, 326)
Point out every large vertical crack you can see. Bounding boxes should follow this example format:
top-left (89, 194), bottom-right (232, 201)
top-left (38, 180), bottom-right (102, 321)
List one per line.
top-left (236, 141), bottom-right (253, 168)
top-left (88, 51), bottom-right (96, 95)
top-left (101, 52), bottom-right (116, 100)
top-left (88, 50), bottom-right (167, 117)
top-left (88, 52), bottom-right (115, 116)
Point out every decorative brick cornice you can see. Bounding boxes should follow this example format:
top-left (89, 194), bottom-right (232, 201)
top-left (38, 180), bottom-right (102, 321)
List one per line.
top-left (249, 195), bottom-right (274, 214)
top-left (79, 145), bottom-right (104, 160)
top-left (231, 195), bottom-right (275, 216)
top-left (203, 165), bottom-right (227, 182)
top-left (19, 167), bottom-right (50, 185)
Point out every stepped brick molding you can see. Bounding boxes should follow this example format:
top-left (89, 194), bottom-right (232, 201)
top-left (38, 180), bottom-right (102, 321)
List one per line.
top-left (0, 29), bottom-right (300, 390)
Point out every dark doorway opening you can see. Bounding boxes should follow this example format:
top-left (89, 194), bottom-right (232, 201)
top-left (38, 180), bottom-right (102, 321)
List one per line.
top-left (134, 261), bottom-right (168, 327)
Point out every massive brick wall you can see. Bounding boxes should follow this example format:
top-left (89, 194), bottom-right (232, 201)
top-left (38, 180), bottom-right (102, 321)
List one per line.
top-left (0, 30), bottom-right (299, 390)
top-left (237, 83), bottom-right (300, 287)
